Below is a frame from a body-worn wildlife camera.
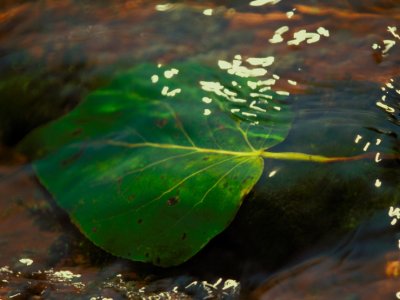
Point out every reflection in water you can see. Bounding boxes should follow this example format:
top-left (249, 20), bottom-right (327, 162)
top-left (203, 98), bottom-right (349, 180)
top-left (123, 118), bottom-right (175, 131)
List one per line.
top-left (0, 0), bottom-right (400, 298)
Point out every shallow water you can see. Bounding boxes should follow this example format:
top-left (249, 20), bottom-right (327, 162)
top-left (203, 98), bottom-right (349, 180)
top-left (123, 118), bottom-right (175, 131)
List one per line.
top-left (0, 1), bottom-right (400, 299)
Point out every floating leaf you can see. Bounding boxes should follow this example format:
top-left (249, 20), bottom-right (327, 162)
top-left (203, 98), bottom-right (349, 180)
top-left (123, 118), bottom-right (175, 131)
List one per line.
top-left (20, 62), bottom-right (292, 266)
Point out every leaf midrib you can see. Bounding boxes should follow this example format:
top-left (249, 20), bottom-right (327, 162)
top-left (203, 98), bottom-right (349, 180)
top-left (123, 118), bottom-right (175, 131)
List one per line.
top-left (106, 140), bottom-right (263, 157)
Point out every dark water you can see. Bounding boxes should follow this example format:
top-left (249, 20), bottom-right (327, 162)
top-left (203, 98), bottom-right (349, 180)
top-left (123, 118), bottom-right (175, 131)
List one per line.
top-left (1, 1), bottom-right (400, 299)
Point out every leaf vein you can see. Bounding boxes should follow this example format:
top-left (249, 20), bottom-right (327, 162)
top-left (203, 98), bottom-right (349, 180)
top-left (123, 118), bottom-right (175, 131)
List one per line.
top-left (123, 151), bottom-right (198, 177)
top-left (159, 157), bottom-right (254, 241)
top-left (160, 102), bottom-right (197, 147)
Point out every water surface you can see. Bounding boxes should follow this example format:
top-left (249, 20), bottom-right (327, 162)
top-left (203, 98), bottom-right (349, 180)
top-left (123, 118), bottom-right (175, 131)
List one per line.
top-left (0, 1), bottom-right (399, 299)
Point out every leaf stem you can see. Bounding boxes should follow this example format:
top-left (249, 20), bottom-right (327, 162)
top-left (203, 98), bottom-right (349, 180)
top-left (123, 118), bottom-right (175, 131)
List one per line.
top-left (260, 151), bottom-right (375, 163)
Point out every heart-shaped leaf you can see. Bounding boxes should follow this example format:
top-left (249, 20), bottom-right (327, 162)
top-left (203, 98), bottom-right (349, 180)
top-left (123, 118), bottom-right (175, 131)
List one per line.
top-left (20, 62), bottom-right (292, 266)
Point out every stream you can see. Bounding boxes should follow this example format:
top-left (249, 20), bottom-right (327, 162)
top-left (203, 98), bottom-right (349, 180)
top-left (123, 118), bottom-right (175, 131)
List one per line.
top-left (1, 1), bottom-right (400, 299)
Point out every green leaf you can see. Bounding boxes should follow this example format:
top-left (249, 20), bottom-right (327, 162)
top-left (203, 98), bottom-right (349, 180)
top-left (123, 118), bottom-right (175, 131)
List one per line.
top-left (20, 62), bottom-right (292, 266)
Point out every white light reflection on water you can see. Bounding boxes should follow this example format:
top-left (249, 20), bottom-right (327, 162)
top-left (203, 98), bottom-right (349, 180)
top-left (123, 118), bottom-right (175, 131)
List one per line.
top-left (375, 33), bottom-right (400, 297)
top-left (373, 26), bottom-right (399, 57)
top-left (250, 0), bottom-right (282, 7)
top-left (286, 9), bottom-right (296, 19)
top-left (372, 73), bottom-right (399, 300)
top-left (203, 8), bottom-right (213, 16)
top-left (155, 3), bottom-right (174, 12)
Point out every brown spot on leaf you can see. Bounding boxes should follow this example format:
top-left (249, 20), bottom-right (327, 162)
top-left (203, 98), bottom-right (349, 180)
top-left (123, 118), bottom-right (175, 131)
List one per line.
top-left (156, 118), bottom-right (168, 128)
top-left (182, 233), bottom-right (187, 240)
top-left (61, 148), bottom-right (84, 166)
top-left (137, 219), bottom-right (143, 224)
top-left (167, 196), bottom-right (179, 206)
top-left (70, 128), bottom-right (83, 136)
top-left (243, 176), bottom-right (253, 184)
top-left (117, 177), bottom-right (123, 194)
